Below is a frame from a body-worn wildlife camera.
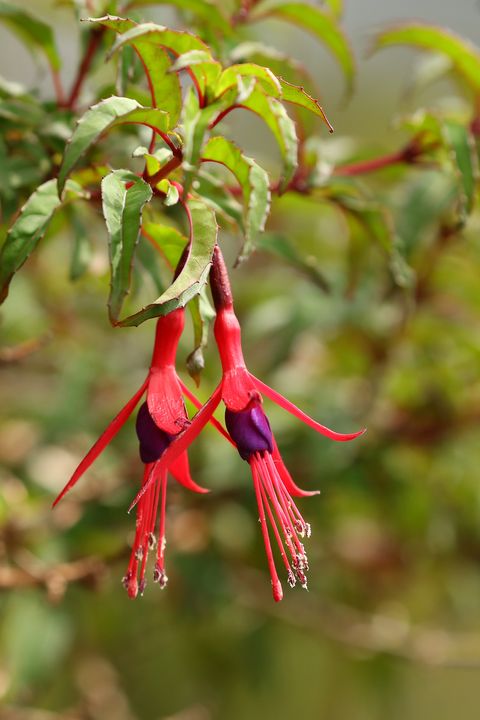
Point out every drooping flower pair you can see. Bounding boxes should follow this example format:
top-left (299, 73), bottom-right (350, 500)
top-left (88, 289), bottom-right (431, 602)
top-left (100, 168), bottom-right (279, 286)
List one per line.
top-left (53, 306), bottom-right (225, 598)
top-left (54, 246), bottom-right (364, 601)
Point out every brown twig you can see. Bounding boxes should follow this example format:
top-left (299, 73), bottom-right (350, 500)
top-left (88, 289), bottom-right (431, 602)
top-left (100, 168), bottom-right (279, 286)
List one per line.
top-left (0, 555), bottom-right (109, 601)
top-left (0, 334), bottom-right (51, 365)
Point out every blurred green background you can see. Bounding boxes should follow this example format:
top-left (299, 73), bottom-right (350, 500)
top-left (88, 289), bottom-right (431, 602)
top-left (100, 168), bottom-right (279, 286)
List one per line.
top-left (2, 1), bottom-right (480, 719)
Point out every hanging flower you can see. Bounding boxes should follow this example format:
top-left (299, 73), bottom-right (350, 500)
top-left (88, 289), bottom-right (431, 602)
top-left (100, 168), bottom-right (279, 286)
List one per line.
top-left (131, 246), bottom-right (365, 602)
top-left (53, 307), bottom-right (225, 598)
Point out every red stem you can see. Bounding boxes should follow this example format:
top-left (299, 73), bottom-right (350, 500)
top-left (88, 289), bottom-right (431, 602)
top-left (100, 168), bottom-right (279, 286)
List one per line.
top-left (51, 68), bottom-right (66, 107)
top-left (334, 149), bottom-right (408, 177)
top-left (146, 155), bottom-right (182, 187)
top-left (65, 28), bottom-right (106, 110)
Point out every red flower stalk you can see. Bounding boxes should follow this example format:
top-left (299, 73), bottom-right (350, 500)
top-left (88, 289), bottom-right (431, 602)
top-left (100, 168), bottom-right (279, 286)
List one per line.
top-left (53, 307), bottom-right (226, 598)
top-left (131, 246), bottom-right (365, 602)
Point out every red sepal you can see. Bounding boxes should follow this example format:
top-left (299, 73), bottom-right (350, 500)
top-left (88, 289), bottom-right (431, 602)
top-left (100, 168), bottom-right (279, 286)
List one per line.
top-left (53, 376), bottom-right (149, 507)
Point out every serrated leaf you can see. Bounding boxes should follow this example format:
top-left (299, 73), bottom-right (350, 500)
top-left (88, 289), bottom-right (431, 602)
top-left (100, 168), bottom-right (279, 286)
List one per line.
top-left (0, 179), bottom-right (85, 302)
top-left (171, 49), bottom-right (213, 70)
top-left (91, 17), bottom-right (182, 126)
top-left (101, 170), bottom-right (153, 323)
top-left (126, 0), bottom-right (232, 36)
top-left (279, 78), bottom-right (333, 131)
top-left (372, 23), bottom-right (480, 94)
top-left (0, 1), bottom-right (61, 71)
top-left (229, 42), bottom-right (320, 137)
top-left (238, 87), bottom-right (298, 190)
top-left (171, 50), bottom-right (222, 99)
top-left (250, 1), bottom-right (355, 93)
top-left (202, 136), bottom-right (270, 262)
top-left (57, 96), bottom-right (169, 195)
top-left (119, 199), bottom-right (217, 326)
top-left (215, 64), bottom-right (281, 98)
top-left (106, 21), bottom-right (214, 107)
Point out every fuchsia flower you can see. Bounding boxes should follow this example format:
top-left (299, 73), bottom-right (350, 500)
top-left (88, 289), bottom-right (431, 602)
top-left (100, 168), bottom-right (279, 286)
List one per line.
top-left (132, 246), bottom-right (365, 602)
top-left (53, 308), bottom-right (226, 598)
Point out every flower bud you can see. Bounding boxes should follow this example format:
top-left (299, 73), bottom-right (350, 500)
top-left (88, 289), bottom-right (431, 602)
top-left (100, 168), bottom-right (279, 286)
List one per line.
top-left (225, 400), bottom-right (273, 461)
top-left (135, 402), bottom-right (173, 463)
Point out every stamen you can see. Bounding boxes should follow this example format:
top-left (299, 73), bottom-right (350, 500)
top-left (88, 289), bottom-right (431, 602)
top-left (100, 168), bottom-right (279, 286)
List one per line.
top-left (262, 452), bottom-right (311, 589)
top-left (252, 456), bottom-right (283, 602)
top-left (266, 454), bottom-right (311, 541)
top-left (155, 470), bottom-right (168, 581)
top-left (256, 466), bottom-right (293, 577)
top-left (287, 569), bottom-right (296, 588)
top-left (260, 454), bottom-right (304, 556)
top-left (153, 564), bottom-right (168, 589)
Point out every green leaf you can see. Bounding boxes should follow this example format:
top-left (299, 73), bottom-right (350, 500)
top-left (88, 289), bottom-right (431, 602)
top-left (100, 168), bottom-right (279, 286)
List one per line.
top-left (156, 179), bottom-right (180, 206)
top-left (126, 0), bottom-right (232, 36)
top-left (371, 23), bottom-right (480, 94)
top-left (0, 179), bottom-right (85, 303)
top-left (442, 120), bottom-right (478, 218)
top-left (142, 222), bottom-right (187, 270)
top-left (171, 50), bottom-right (222, 99)
top-left (106, 21), bottom-right (213, 106)
top-left (395, 169), bottom-right (457, 257)
top-left (119, 199), bottom-right (217, 326)
top-left (202, 136), bottom-right (271, 262)
top-left (323, 0), bottom-right (343, 18)
top-left (57, 96), bottom-right (169, 195)
top-left (68, 207), bottom-right (92, 281)
top-left (195, 171), bottom-right (245, 228)
top-left (229, 42), bottom-right (320, 137)
top-left (181, 88), bottom-right (220, 194)
top-left (170, 49), bottom-right (214, 70)
top-left (91, 17), bottom-right (182, 126)
top-left (141, 221), bottom-right (215, 380)
top-left (238, 87), bottom-right (298, 190)
top-left (279, 79), bottom-right (333, 131)
top-left (215, 64), bottom-right (281, 98)
top-left (250, 1), bottom-right (355, 93)
top-left (186, 288), bottom-right (216, 384)
top-left (258, 232), bottom-right (330, 292)
top-left (101, 170), bottom-right (153, 324)
top-left (0, 1), bottom-right (61, 71)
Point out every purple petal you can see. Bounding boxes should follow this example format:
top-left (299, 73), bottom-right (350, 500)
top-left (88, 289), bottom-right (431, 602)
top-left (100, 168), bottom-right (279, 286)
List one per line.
top-left (225, 401), bottom-right (273, 461)
top-left (136, 402), bottom-right (173, 463)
